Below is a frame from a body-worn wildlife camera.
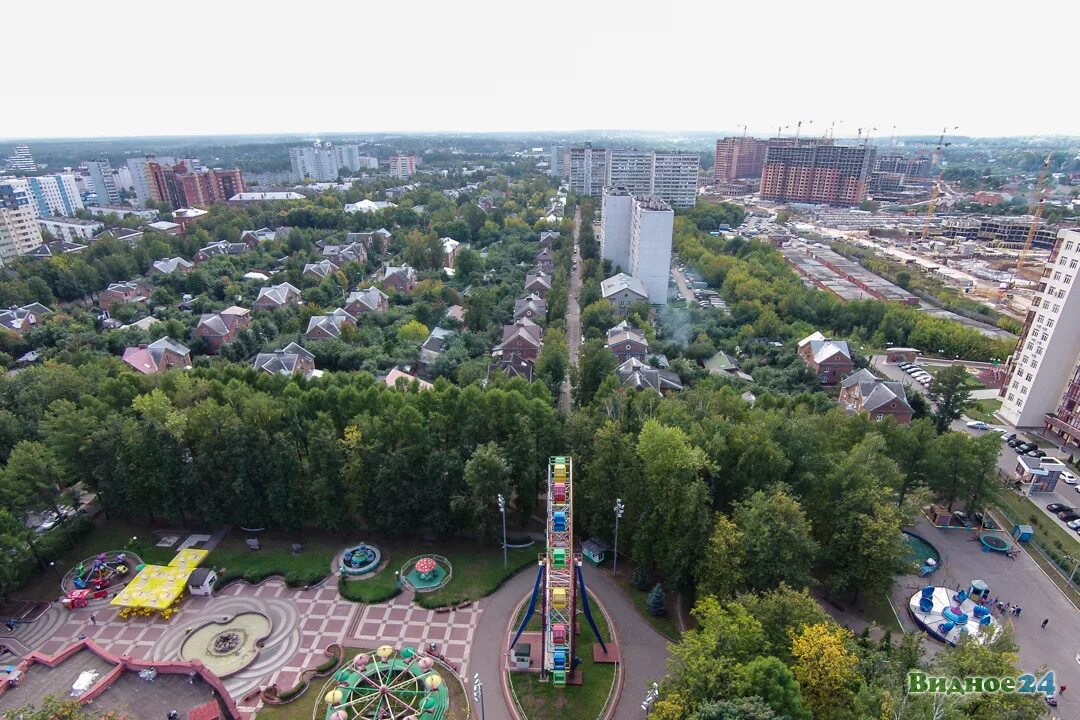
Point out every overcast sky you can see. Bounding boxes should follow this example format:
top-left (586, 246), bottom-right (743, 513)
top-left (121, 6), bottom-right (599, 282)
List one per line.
top-left (6, 0), bottom-right (1078, 139)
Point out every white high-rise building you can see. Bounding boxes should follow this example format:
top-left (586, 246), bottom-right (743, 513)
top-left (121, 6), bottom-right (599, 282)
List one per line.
top-left (600, 186), bottom-right (634, 271)
top-left (569, 143), bottom-right (609, 198)
top-left (5, 145), bottom-right (35, 172)
top-left (600, 188), bottom-right (674, 305)
top-left (127, 157), bottom-right (155, 207)
top-left (1001, 229), bottom-right (1080, 430)
top-left (0, 175), bottom-right (83, 217)
top-left (549, 144), bottom-right (567, 178)
top-left (84, 160), bottom-right (120, 206)
top-left (290, 143), bottom-right (373, 182)
top-left (607, 150), bottom-right (653, 197)
top-left (0, 186), bottom-right (45, 263)
top-left (650, 152), bottom-right (700, 209)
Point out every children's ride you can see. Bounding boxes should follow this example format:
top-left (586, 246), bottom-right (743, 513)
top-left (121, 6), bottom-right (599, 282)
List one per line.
top-left (510, 456), bottom-right (607, 686)
top-left (323, 646), bottom-right (449, 720)
top-left (73, 552), bottom-right (130, 590)
top-left (340, 543), bottom-right (382, 576)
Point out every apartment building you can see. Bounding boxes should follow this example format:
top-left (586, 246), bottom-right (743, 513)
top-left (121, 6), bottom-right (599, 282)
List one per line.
top-left (84, 160), bottom-right (120, 206)
top-left (0, 186), bottom-right (45, 263)
top-left (145, 160), bottom-right (245, 209)
top-left (0, 175), bottom-right (83, 217)
top-left (607, 150), bottom-right (653, 196)
top-left (388, 155), bottom-right (418, 179)
top-left (289, 142), bottom-right (376, 182)
top-left (38, 217), bottom-right (103, 242)
top-left (569, 143), bottom-right (609, 198)
top-left (601, 187), bottom-right (674, 304)
top-left (714, 137), bottom-right (768, 183)
top-left (651, 152), bottom-right (700, 209)
top-left (759, 139), bottom-right (874, 206)
top-left (4, 145), bottom-right (35, 172)
top-left (600, 186), bottom-right (634, 271)
top-left (1001, 229), bottom-right (1080, 436)
top-left (548, 144), bottom-right (569, 178)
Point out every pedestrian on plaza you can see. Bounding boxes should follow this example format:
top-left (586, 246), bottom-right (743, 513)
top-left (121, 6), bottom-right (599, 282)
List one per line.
top-left (1004, 602), bottom-right (1011, 614)
top-left (1061, 685), bottom-right (1068, 695)
top-left (1015, 606), bottom-right (1023, 617)
top-left (89, 614), bottom-right (96, 626)
top-left (1042, 618), bottom-right (1049, 629)
top-left (4, 619), bottom-right (13, 632)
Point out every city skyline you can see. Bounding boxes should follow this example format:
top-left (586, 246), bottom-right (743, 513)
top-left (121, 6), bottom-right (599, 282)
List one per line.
top-left (6, 0), bottom-right (1079, 140)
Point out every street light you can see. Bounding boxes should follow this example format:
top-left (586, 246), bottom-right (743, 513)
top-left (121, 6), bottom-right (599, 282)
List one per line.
top-left (613, 498), bottom-right (625, 578)
top-left (642, 682), bottom-right (659, 716)
top-left (497, 494), bottom-right (507, 570)
top-left (472, 673), bottom-right (485, 720)
top-left (48, 561), bottom-right (59, 581)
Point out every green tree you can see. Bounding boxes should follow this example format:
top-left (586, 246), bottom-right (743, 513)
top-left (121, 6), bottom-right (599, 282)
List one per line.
top-left (733, 488), bottom-right (817, 591)
top-left (647, 583), bottom-right (667, 616)
top-left (580, 299), bottom-right (618, 337)
top-left (451, 442), bottom-right (511, 541)
top-left (928, 365), bottom-right (974, 433)
top-left (574, 339), bottom-right (617, 406)
top-left (737, 656), bottom-right (809, 720)
top-left (825, 487), bottom-right (906, 602)
top-left (535, 326), bottom-right (569, 395)
top-left (1, 441), bottom-right (68, 519)
top-left (697, 513), bottom-right (745, 600)
top-left (692, 697), bottom-right (779, 720)
top-left (397, 319), bottom-right (429, 346)
top-left (790, 623), bottom-right (858, 720)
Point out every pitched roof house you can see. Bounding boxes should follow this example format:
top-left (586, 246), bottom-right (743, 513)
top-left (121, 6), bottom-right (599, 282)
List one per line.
top-left (0, 303), bottom-right (52, 335)
top-left (601, 273), bottom-right (649, 313)
top-left (839, 368), bottom-right (913, 423)
top-left (535, 246), bottom-right (555, 273)
top-left (381, 264), bottom-right (417, 293)
top-left (252, 342), bottom-right (318, 378)
top-left (797, 331), bottom-right (853, 385)
top-left (26, 240), bottom-right (87, 258)
top-left (193, 306), bottom-right (251, 353)
top-left (513, 293), bottom-right (548, 322)
top-left (239, 227), bottom-right (278, 245)
top-left (122, 337), bottom-right (191, 375)
top-left (322, 242), bottom-right (367, 266)
top-left (345, 287), bottom-right (389, 315)
top-left (617, 357), bottom-right (684, 395)
top-left (194, 241), bottom-right (248, 263)
top-left (442, 237), bottom-right (461, 268)
top-left (150, 257), bottom-right (194, 275)
top-left (605, 321), bottom-right (649, 363)
top-left (99, 281), bottom-right (151, 312)
top-left (303, 259), bottom-right (339, 281)
top-left (419, 327), bottom-right (454, 368)
top-left (493, 318), bottom-right (543, 361)
top-left (305, 308), bottom-right (357, 340)
top-left (524, 271), bottom-right (553, 300)
top-left (384, 367), bottom-right (434, 391)
top-left (253, 282), bottom-right (302, 311)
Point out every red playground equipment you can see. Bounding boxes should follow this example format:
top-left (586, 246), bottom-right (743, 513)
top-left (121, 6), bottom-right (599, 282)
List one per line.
top-left (61, 588), bottom-right (108, 609)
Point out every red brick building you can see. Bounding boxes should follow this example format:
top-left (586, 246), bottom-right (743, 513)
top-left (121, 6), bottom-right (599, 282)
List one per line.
top-left (714, 137), bottom-right (768, 184)
top-left (838, 369), bottom-right (913, 423)
top-left (148, 160), bottom-right (246, 209)
top-left (760, 139), bottom-right (873, 206)
top-left (797, 331), bottom-right (853, 384)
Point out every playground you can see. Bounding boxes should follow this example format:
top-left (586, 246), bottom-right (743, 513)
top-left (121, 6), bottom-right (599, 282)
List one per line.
top-left (400, 556), bottom-right (452, 593)
top-left (62, 551), bottom-right (137, 594)
top-left (316, 646), bottom-right (452, 720)
top-left (338, 544), bottom-right (382, 577)
top-left (907, 579), bottom-right (1000, 646)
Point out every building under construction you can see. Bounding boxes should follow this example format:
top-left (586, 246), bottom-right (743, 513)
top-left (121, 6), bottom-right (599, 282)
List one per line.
top-left (759, 139), bottom-right (874, 206)
top-left (713, 137), bottom-right (768, 184)
top-left (939, 215), bottom-right (1059, 250)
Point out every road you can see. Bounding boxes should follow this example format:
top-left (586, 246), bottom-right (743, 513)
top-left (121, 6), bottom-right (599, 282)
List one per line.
top-left (559, 209), bottom-right (582, 415)
top-left (471, 564), bottom-right (671, 720)
top-left (670, 260), bottom-right (696, 303)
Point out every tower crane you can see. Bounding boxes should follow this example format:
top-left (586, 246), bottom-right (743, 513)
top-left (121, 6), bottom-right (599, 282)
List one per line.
top-left (919, 126), bottom-right (959, 242)
top-left (1015, 152), bottom-right (1054, 271)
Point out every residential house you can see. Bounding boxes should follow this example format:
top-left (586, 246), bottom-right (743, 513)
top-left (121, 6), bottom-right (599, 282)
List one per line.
top-left (493, 318), bottom-right (543, 362)
top-left (194, 240), bottom-right (248, 263)
top-left (99, 281), bottom-right (151, 311)
top-left (535, 247), bottom-right (555, 273)
top-left (305, 308), bottom-right (357, 340)
top-left (513, 293), bottom-right (547, 323)
top-left (192, 306), bottom-right (251, 353)
top-left (150, 257), bottom-right (194, 275)
top-left (445, 304), bottom-right (465, 324)
top-left (239, 227), bottom-right (278, 245)
top-left (539, 230), bottom-right (560, 248)
top-left (345, 286), bottom-right (390, 315)
top-left (384, 367), bottom-right (433, 391)
top-left (600, 273), bottom-right (649, 314)
top-left (419, 327), bottom-right (454, 370)
top-left (113, 228), bottom-right (144, 246)
top-left (617, 357), bottom-right (684, 395)
top-left (500, 353), bottom-right (536, 381)
top-left (146, 220), bottom-right (182, 236)
top-left (26, 240), bottom-right (86, 258)
top-left (442, 237), bottom-right (461, 268)
top-left (524, 271), bottom-right (553, 300)
top-left (118, 316), bottom-right (161, 333)
top-left (0, 303), bottom-right (51, 336)
top-left (253, 282), bottom-right (302, 311)
top-left (605, 321), bottom-right (649, 363)
top-left (243, 271), bottom-right (272, 282)
top-left (345, 229), bottom-right (391, 256)
top-left (838, 368), bottom-right (913, 424)
top-left (344, 199), bottom-right (396, 214)
top-left (252, 342), bottom-right (318, 378)
top-left (303, 259), bottom-right (339, 281)
top-left (122, 337), bottom-right (191, 375)
top-left (172, 207), bottom-right (209, 230)
top-left (381, 264), bottom-right (417, 293)
top-left (797, 331), bottom-right (853, 385)
top-left (322, 242), bottom-right (367, 266)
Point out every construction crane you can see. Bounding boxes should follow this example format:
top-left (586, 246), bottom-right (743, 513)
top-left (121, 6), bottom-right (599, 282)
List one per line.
top-left (1015, 152), bottom-right (1054, 271)
top-left (919, 126), bottom-right (959, 242)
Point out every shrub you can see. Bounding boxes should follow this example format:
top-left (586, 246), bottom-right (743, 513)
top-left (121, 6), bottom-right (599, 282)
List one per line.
top-left (646, 583), bottom-right (667, 617)
top-left (631, 564), bottom-right (650, 591)
top-left (337, 574), bottom-right (400, 604)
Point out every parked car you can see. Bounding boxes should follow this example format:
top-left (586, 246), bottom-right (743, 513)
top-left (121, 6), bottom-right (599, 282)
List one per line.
top-left (898, 363), bottom-right (913, 370)
top-left (1062, 470), bottom-right (1077, 485)
top-left (966, 421), bottom-right (989, 430)
top-left (1007, 438), bottom-right (1020, 447)
top-left (1026, 449), bottom-right (1047, 458)
top-left (1000, 432), bottom-right (1016, 442)
top-left (1067, 519), bottom-right (1080, 529)
top-left (1047, 503), bottom-right (1073, 513)
top-left (1059, 512), bottom-right (1080, 523)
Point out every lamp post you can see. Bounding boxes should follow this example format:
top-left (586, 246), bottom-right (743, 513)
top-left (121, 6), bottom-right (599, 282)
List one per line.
top-left (613, 498), bottom-right (625, 577)
top-left (472, 673), bottom-right (485, 720)
top-left (1069, 556), bottom-right (1079, 586)
top-left (497, 494), bottom-right (507, 570)
top-left (48, 561), bottom-right (60, 581)
top-left (642, 682), bottom-right (659, 716)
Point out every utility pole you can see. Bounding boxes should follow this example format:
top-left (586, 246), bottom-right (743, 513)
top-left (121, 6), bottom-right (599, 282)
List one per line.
top-left (497, 494), bottom-right (507, 570)
top-left (613, 498), bottom-right (625, 577)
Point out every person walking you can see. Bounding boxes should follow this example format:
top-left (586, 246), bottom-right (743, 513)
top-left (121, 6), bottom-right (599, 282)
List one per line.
top-left (1060, 685), bottom-right (1068, 695)
top-left (1015, 606), bottom-right (1023, 617)
top-left (1042, 618), bottom-right (1049, 629)
top-left (89, 614), bottom-right (96, 626)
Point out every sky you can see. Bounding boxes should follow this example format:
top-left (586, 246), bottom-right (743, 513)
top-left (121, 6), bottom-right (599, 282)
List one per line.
top-left (6, 0), bottom-right (1079, 140)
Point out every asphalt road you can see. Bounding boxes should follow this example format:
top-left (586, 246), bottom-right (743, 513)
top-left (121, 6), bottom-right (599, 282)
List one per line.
top-left (670, 261), bottom-right (696, 303)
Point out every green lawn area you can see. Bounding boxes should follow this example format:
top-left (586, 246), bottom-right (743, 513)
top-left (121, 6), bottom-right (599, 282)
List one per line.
top-left (509, 591), bottom-right (616, 720)
top-left (407, 540), bottom-right (537, 608)
top-left (611, 570), bottom-right (682, 640)
top-left (851, 593), bottom-right (903, 633)
top-left (923, 364), bottom-right (986, 389)
top-left (209, 531), bottom-right (339, 587)
top-left (965, 398), bottom-right (1002, 424)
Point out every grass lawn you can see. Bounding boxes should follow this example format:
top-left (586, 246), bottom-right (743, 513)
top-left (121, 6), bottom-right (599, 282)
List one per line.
top-left (611, 570), bottom-right (681, 640)
top-left (408, 540), bottom-right (536, 608)
top-left (209, 531), bottom-right (339, 587)
top-left (509, 591), bottom-right (616, 720)
top-left (923, 364), bottom-right (986, 389)
top-left (965, 398), bottom-right (1002, 424)
top-left (851, 592), bottom-right (903, 633)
